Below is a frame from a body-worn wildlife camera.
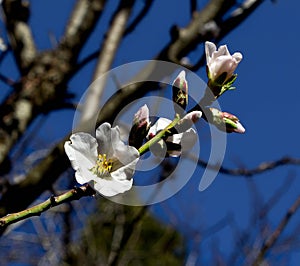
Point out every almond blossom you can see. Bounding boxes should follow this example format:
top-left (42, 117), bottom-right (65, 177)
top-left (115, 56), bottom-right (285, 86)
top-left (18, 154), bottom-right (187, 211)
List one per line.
top-left (64, 123), bottom-right (139, 197)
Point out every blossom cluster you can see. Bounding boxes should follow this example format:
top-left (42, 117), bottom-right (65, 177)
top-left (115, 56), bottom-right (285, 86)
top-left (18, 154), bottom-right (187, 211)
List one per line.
top-left (64, 41), bottom-right (245, 197)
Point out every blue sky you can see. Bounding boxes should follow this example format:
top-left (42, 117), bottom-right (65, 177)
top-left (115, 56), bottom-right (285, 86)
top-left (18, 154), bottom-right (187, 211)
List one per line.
top-left (1, 0), bottom-right (300, 265)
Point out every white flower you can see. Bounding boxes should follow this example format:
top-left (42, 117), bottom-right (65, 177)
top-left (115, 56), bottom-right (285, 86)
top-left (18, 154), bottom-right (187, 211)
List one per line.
top-left (147, 111), bottom-right (201, 157)
top-left (64, 123), bottom-right (139, 197)
top-left (205, 41), bottom-right (242, 84)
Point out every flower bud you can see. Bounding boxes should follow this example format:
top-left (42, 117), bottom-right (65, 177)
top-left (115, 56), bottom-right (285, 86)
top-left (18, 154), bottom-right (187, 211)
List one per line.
top-left (209, 107), bottom-right (245, 134)
top-left (205, 41), bottom-right (242, 99)
top-left (129, 105), bottom-right (150, 148)
top-left (176, 111), bottom-right (202, 133)
top-left (172, 70), bottom-right (188, 116)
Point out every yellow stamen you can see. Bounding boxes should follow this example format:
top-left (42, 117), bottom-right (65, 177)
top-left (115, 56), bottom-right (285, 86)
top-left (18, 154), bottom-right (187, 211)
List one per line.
top-left (90, 154), bottom-right (113, 177)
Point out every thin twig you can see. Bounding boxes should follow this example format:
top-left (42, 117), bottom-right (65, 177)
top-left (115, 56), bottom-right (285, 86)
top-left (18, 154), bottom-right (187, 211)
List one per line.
top-left (0, 184), bottom-right (95, 230)
top-left (217, 0), bottom-right (264, 42)
top-left (190, 0), bottom-right (197, 17)
top-left (192, 156), bottom-right (300, 177)
top-left (252, 195), bottom-right (300, 266)
top-left (124, 0), bottom-right (153, 36)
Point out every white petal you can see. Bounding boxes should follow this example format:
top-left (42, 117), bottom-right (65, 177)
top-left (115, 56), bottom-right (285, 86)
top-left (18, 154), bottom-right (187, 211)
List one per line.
top-left (167, 133), bottom-right (183, 145)
top-left (176, 111), bottom-right (202, 132)
top-left (111, 157), bottom-right (139, 181)
top-left (112, 142), bottom-right (139, 168)
top-left (167, 128), bottom-right (197, 151)
top-left (92, 177), bottom-right (133, 197)
top-left (217, 45), bottom-right (230, 56)
top-left (232, 52), bottom-right (243, 63)
top-left (64, 133), bottom-right (98, 184)
top-left (147, 117), bottom-right (171, 138)
top-left (210, 55), bottom-right (237, 80)
top-left (166, 128), bottom-right (198, 157)
top-left (95, 123), bottom-right (140, 167)
top-left (168, 150), bottom-right (182, 157)
top-left (205, 41), bottom-right (216, 63)
top-left (180, 128), bottom-right (198, 151)
top-left (96, 123), bottom-right (120, 158)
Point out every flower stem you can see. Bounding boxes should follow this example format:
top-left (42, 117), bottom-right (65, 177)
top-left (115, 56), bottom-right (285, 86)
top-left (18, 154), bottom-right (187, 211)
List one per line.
top-left (138, 114), bottom-right (181, 156)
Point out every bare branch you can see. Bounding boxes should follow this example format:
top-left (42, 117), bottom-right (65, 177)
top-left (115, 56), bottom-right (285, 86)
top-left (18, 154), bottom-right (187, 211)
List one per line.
top-left (194, 156), bottom-right (300, 177)
top-left (59, 0), bottom-right (107, 58)
top-left (2, 0), bottom-right (36, 73)
top-left (160, 0), bottom-right (235, 63)
top-left (252, 195), bottom-right (300, 265)
top-left (0, 0), bottom-right (107, 170)
top-left (217, 0), bottom-right (264, 41)
top-left (259, 174), bottom-right (296, 219)
top-left (81, 0), bottom-right (135, 122)
top-left (124, 0), bottom-right (154, 36)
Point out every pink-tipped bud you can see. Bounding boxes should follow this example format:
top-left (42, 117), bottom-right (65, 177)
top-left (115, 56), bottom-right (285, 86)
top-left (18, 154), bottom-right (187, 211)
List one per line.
top-left (132, 104), bottom-right (149, 127)
top-left (209, 107), bottom-right (245, 134)
top-left (129, 105), bottom-right (150, 148)
top-left (172, 70), bottom-right (188, 116)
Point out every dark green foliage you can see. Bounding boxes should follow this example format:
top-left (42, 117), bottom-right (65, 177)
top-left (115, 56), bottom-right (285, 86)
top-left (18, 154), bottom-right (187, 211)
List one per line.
top-left (65, 199), bottom-right (186, 266)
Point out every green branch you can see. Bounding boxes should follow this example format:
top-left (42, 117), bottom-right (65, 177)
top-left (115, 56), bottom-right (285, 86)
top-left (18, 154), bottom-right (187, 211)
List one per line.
top-left (138, 114), bottom-right (181, 155)
top-left (0, 184), bottom-right (95, 230)
top-left (0, 115), bottom-right (182, 230)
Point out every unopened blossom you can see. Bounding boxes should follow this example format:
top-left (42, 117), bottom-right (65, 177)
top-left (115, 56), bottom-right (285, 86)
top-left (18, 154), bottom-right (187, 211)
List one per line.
top-left (64, 123), bottom-right (139, 197)
top-left (129, 105), bottom-right (150, 148)
top-left (176, 111), bottom-right (202, 132)
top-left (209, 107), bottom-right (245, 134)
top-left (147, 111), bottom-right (202, 157)
top-left (205, 41), bottom-right (242, 86)
top-left (172, 70), bottom-right (188, 116)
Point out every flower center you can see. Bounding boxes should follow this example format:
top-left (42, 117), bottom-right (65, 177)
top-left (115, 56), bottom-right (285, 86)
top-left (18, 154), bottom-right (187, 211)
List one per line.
top-left (90, 154), bottom-right (113, 177)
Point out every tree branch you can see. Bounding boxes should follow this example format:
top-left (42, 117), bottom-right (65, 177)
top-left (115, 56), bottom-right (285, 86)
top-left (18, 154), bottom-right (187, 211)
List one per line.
top-left (159, 0), bottom-right (235, 63)
top-left (59, 0), bottom-right (107, 58)
top-left (81, 0), bottom-right (135, 122)
top-left (0, 184), bottom-right (95, 232)
top-left (252, 195), bottom-right (300, 266)
top-left (193, 156), bottom-right (300, 177)
top-left (0, 0), bottom-right (107, 171)
top-left (0, 138), bottom-right (69, 217)
top-left (124, 0), bottom-right (154, 36)
top-left (217, 0), bottom-right (264, 42)
top-left (2, 0), bottom-right (37, 73)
